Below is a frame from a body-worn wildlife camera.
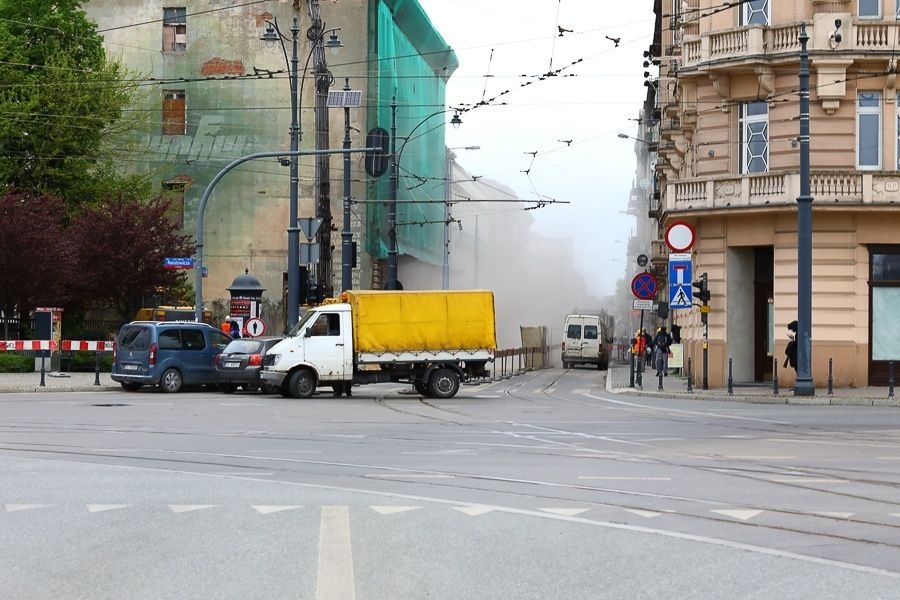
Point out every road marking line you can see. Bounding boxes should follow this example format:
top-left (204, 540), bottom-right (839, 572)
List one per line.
top-left (253, 505), bottom-right (302, 514)
top-left (401, 449), bottom-right (477, 456)
top-left (216, 472), bottom-right (275, 476)
top-left (5, 504), bottom-right (51, 512)
top-left (720, 456), bottom-right (797, 460)
top-left (876, 457), bottom-right (900, 460)
top-left (365, 474), bottom-right (454, 479)
top-left (712, 509), bottom-right (763, 521)
top-left (768, 477), bottom-right (847, 484)
top-left (578, 476), bottom-right (671, 481)
top-left (11, 457), bottom-right (899, 581)
top-left (86, 504), bottom-right (130, 513)
top-left (814, 512), bottom-right (854, 519)
top-left (370, 506), bottom-right (421, 515)
top-left (539, 508), bottom-right (590, 516)
top-left (452, 506), bottom-right (495, 516)
top-left (624, 509), bottom-right (662, 518)
top-left (168, 505), bottom-right (216, 513)
top-left (315, 506), bottom-right (356, 600)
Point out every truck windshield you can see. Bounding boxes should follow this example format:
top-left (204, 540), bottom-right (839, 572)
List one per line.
top-left (287, 310), bottom-right (317, 337)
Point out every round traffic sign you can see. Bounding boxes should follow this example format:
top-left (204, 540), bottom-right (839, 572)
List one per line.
top-left (665, 221), bottom-right (696, 252)
top-left (245, 317), bottom-right (266, 337)
top-left (636, 253), bottom-right (649, 267)
top-left (631, 272), bottom-right (658, 300)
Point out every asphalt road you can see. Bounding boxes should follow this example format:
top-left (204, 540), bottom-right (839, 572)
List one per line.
top-left (2, 368), bottom-right (900, 599)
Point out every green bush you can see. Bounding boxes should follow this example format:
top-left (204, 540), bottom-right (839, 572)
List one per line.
top-left (0, 353), bottom-right (34, 373)
top-left (69, 351), bottom-right (113, 372)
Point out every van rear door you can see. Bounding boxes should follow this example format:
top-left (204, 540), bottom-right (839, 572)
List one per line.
top-left (115, 324), bottom-right (151, 375)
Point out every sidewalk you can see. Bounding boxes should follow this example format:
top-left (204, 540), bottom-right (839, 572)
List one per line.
top-left (605, 363), bottom-right (900, 407)
top-left (0, 371), bottom-right (118, 393)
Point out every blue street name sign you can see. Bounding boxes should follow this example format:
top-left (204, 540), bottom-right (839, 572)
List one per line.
top-left (164, 257), bottom-right (194, 269)
top-left (668, 258), bottom-right (693, 309)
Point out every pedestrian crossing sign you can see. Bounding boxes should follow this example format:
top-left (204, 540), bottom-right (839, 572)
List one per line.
top-left (668, 259), bottom-right (693, 309)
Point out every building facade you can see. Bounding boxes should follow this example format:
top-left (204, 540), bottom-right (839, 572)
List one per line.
top-left (85, 0), bottom-right (456, 321)
top-left (646, 0), bottom-right (900, 387)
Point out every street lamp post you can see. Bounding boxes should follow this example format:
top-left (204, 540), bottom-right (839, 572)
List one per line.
top-left (340, 77), bottom-right (353, 292)
top-left (385, 98), bottom-right (462, 290)
top-left (261, 17), bottom-right (302, 327)
top-left (795, 23), bottom-right (815, 395)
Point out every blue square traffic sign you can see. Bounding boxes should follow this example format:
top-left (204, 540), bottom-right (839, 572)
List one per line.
top-left (668, 259), bottom-right (693, 309)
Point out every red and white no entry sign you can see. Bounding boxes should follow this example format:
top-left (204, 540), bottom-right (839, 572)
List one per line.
top-left (245, 317), bottom-right (266, 337)
top-left (665, 221), bottom-right (696, 252)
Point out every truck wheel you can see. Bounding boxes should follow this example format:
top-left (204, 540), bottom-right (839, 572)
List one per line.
top-left (414, 381), bottom-right (431, 397)
top-left (428, 369), bottom-right (460, 399)
top-left (160, 368), bottom-right (183, 393)
top-left (288, 369), bottom-right (316, 399)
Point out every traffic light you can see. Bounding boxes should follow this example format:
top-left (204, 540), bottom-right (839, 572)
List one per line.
top-left (692, 272), bottom-right (710, 303)
top-left (364, 127), bottom-right (389, 177)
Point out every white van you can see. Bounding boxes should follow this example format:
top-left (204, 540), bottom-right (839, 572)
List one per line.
top-left (561, 314), bottom-right (609, 370)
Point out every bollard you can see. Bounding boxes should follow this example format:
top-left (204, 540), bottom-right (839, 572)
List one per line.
top-left (727, 357), bottom-right (733, 395)
top-left (635, 354), bottom-right (643, 389)
top-left (94, 351), bottom-right (101, 386)
top-left (890, 360), bottom-right (895, 399)
top-left (629, 352), bottom-right (635, 388)
top-left (39, 354), bottom-right (46, 387)
top-left (772, 358), bottom-right (779, 396)
top-left (686, 357), bottom-right (693, 393)
top-left (827, 357), bottom-right (833, 397)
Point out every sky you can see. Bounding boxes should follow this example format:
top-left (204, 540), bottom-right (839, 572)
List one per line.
top-left (415, 0), bottom-right (655, 298)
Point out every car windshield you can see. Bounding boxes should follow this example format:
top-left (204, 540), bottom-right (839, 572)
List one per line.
top-left (287, 310), bottom-right (317, 337)
top-left (223, 339), bottom-right (264, 354)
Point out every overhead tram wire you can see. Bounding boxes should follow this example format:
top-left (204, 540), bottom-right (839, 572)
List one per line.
top-left (96, 0), bottom-right (269, 33)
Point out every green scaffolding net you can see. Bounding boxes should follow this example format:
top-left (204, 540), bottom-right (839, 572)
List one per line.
top-left (366, 0), bottom-right (458, 266)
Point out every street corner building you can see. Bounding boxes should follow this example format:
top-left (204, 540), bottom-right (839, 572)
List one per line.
top-left (625, 0), bottom-right (900, 388)
top-left (84, 0), bottom-right (457, 305)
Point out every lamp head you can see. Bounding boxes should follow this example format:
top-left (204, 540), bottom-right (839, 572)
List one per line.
top-left (260, 22), bottom-right (280, 42)
top-left (325, 30), bottom-right (343, 55)
top-left (450, 112), bottom-right (462, 129)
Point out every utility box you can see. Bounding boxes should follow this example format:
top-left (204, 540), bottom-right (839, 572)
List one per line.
top-left (34, 307), bottom-right (63, 371)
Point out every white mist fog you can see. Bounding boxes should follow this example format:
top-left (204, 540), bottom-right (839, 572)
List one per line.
top-left (400, 157), bottom-right (608, 351)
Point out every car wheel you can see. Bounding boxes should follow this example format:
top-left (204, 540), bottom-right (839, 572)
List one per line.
top-left (243, 383), bottom-right (260, 392)
top-left (217, 383), bottom-right (236, 394)
top-left (428, 368), bottom-right (460, 399)
top-left (261, 383), bottom-right (278, 394)
top-left (288, 369), bottom-right (316, 399)
top-left (413, 381), bottom-right (431, 397)
top-left (279, 385), bottom-right (292, 398)
top-left (160, 368), bottom-right (183, 393)
top-left (120, 382), bottom-right (142, 392)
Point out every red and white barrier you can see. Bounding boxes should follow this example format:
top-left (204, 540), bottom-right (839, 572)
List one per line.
top-left (60, 340), bottom-right (115, 352)
top-left (1, 340), bottom-right (114, 352)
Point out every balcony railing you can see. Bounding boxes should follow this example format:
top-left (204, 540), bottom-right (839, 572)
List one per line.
top-left (666, 170), bottom-right (897, 213)
top-left (681, 20), bottom-right (900, 69)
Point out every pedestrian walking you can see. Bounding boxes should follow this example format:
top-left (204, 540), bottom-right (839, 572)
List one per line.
top-left (226, 316), bottom-right (241, 339)
top-left (654, 326), bottom-right (672, 377)
top-left (783, 320), bottom-right (797, 370)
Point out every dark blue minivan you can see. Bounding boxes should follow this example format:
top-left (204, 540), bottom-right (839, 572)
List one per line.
top-left (111, 321), bottom-right (232, 392)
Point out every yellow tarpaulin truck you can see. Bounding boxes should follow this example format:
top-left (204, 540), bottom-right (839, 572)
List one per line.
top-left (261, 290), bottom-right (496, 399)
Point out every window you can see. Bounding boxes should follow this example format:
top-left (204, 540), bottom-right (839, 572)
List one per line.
top-left (162, 90), bottom-right (186, 135)
top-left (161, 178), bottom-right (187, 225)
top-left (584, 325), bottom-right (598, 340)
top-left (180, 329), bottom-right (206, 350)
top-left (119, 326), bottom-right (151, 350)
top-left (566, 325), bottom-right (582, 339)
top-left (740, 101), bottom-right (769, 174)
top-left (741, 0), bottom-right (769, 25)
top-left (309, 313), bottom-right (340, 336)
top-left (158, 329), bottom-right (181, 350)
top-left (858, 91), bottom-right (881, 169)
top-left (163, 7), bottom-right (187, 52)
top-left (859, 0), bottom-right (881, 18)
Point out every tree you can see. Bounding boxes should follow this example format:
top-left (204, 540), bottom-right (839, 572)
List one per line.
top-left (68, 196), bottom-right (195, 320)
top-left (0, 0), bottom-right (149, 206)
top-left (0, 189), bottom-right (75, 320)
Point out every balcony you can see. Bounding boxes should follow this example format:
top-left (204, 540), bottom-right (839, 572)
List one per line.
top-left (665, 170), bottom-right (900, 213)
top-left (680, 19), bottom-right (900, 71)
